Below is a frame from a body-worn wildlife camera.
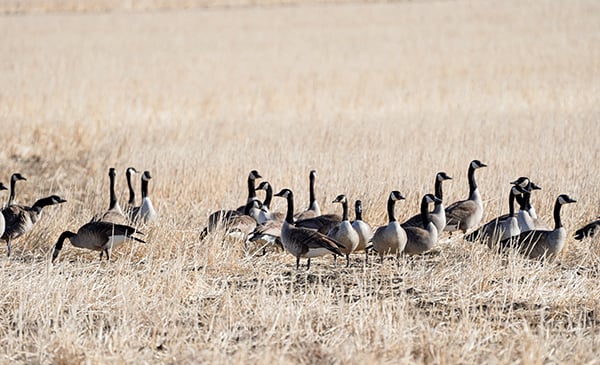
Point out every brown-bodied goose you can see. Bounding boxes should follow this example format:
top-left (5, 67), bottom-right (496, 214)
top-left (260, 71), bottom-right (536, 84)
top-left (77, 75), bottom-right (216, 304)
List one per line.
top-left (274, 188), bottom-right (344, 270)
top-left (574, 219), bottom-right (600, 240)
top-left (200, 199), bottom-right (259, 240)
top-left (5, 173), bottom-right (27, 207)
top-left (351, 200), bottom-right (373, 261)
top-left (403, 172), bottom-right (452, 232)
top-left (464, 184), bottom-right (529, 246)
top-left (92, 168), bottom-right (128, 225)
top-left (371, 191), bottom-right (407, 262)
top-left (327, 194), bottom-right (359, 267)
top-left (52, 221), bottom-right (145, 262)
top-left (500, 194), bottom-right (576, 260)
top-left (404, 194), bottom-right (442, 255)
top-left (130, 171), bottom-right (157, 224)
top-left (444, 160), bottom-right (487, 233)
top-left (295, 170), bottom-right (321, 221)
top-left (2, 195), bottom-right (67, 257)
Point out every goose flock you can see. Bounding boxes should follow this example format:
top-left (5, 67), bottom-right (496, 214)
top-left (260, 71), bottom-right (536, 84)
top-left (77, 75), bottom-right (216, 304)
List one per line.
top-left (0, 161), bottom-right (597, 267)
top-left (200, 161), bottom-right (598, 270)
top-left (0, 168), bottom-right (154, 261)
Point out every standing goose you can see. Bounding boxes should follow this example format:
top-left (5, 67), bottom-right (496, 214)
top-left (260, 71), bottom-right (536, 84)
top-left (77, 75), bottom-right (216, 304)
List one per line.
top-left (92, 168), bottom-right (128, 225)
top-left (574, 219), bottom-right (600, 240)
top-left (327, 194), bottom-right (360, 267)
top-left (52, 221), bottom-right (145, 262)
top-left (351, 200), bottom-right (373, 261)
top-left (5, 173), bottom-right (27, 207)
top-left (2, 195), bottom-right (67, 257)
top-left (295, 170), bottom-right (321, 220)
top-left (444, 160), bottom-right (487, 233)
top-left (404, 194), bottom-right (442, 255)
top-left (274, 188), bottom-right (344, 270)
top-left (371, 191), bottom-right (407, 262)
top-left (510, 177), bottom-right (543, 232)
top-left (125, 167), bottom-right (138, 209)
top-left (464, 185), bottom-right (529, 246)
top-left (131, 171), bottom-right (157, 224)
top-left (403, 172), bottom-right (452, 232)
top-left (500, 194), bottom-right (576, 260)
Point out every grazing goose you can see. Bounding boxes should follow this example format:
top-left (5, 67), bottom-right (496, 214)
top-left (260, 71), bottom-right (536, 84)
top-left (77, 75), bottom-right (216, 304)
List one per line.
top-left (404, 194), bottom-right (442, 255)
top-left (464, 185), bottom-right (529, 246)
top-left (500, 194), bottom-right (576, 260)
top-left (274, 188), bottom-right (344, 270)
top-left (403, 172), bottom-right (452, 232)
top-left (371, 191), bottom-right (407, 262)
top-left (510, 177), bottom-right (543, 232)
top-left (327, 194), bottom-right (360, 267)
top-left (351, 200), bottom-right (373, 260)
top-left (125, 167), bottom-right (138, 208)
top-left (92, 168), bottom-right (128, 225)
top-left (2, 195), bottom-right (67, 257)
top-left (295, 170), bottom-right (321, 220)
top-left (0, 183), bottom-right (9, 241)
top-left (444, 160), bottom-right (487, 233)
top-left (5, 173), bottom-right (27, 207)
top-left (52, 221), bottom-right (145, 262)
top-left (200, 200), bottom-right (259, 240)
top-left (247, 219), bottom-right (284, 253)
top-left (574, 219), bottom-right (600, 240)
top-left (131, 171), bottom-right (157, 224)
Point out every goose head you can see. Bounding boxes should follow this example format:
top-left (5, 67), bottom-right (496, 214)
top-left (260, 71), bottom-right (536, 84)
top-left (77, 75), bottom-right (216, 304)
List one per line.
top-left (437, 172), bottom-right (452, 181)
top-left (470, 160), bottom-right (487, 169)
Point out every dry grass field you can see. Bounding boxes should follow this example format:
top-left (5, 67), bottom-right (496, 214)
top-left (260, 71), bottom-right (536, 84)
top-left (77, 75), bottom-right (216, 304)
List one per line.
top-left (0, 0), bottom-right (599, 363)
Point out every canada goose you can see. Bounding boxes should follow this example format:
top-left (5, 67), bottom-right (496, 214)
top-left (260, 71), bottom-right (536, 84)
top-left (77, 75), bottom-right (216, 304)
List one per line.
top-left (371, 191), bottom-right (407, 262)
top-left (274, 188), bottom-right (344, 270)
top-left (403, 172), bottom-right (452, 232)
top-left (247, 219), bottom-right (284, 253)
top-left (52, 221), bottom-right (145, 262)
top-left (236, 170), bottom-right (262, 211)
top-left (510, 177), bottom-right (543, 232)
top-left (444, 160), bottom-right (487, 233)
top-left (131, 171), bottom-right (157, 224)
top-left (295, 170), bottom-right (321, 220)
top-left (5, 173), bottom-right (27, 207)
top-left (255, 181), bottom-right (285, 223)
top-left (327, 194), bottom-right (360, 267)
top-left (92, 168), bottom-right (128, 225)
top-left (200, 199), bottom-right (259, 240)
top-left (0, 183), bottom-right (9, 242)
top-left (2, 195), bottom-right (67, 257)
top-left (351, 200), bottom-right (373, 259)
top-left (125, 167), bottom-right (138, 207)
top-left (574, 219), bottom-right (600, 240)
top-left (500, 194), bottom-right (576, 260)
top-left (464, 185), bottom-right (529, 246)
top-left (404, 194), bottom-right (442, 255)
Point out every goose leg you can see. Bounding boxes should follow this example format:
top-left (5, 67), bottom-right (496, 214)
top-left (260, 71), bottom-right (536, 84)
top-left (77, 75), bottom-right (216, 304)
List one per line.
top-left (296, 257), bottom-right (300, 270)
top-left (346, 254), bottom-right (350, 268)
top-left (104, 249), bottom-right (110, 261)
top-left (306, 258), bottom-right (311, 270)
top-left (6, 238), bottom-right (11, 257)
top-left (99, 251), bottom-right (103, 260)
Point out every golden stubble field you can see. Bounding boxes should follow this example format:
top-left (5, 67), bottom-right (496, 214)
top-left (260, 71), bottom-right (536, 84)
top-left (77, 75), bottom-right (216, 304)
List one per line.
top-left (0, 0), bottom-right (599, 363)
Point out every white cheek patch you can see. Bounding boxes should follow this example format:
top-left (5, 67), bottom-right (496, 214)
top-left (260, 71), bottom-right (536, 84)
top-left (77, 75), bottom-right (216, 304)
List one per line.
top-left (558, 196), bottom-right (567, 205)
top-left (425, 195), bottom-right (434, 203)
top-left (471, 161), bottom-right (478, 169)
